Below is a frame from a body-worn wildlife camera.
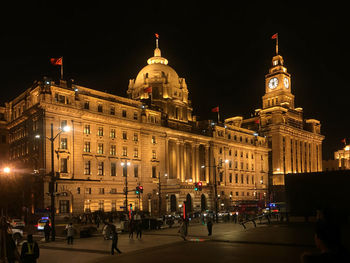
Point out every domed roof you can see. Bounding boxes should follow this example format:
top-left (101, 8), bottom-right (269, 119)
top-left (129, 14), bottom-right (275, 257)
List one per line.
top-left (134, 62), bottom-right (180, 87)
top-left (133, 40), bottom-right (180, 88)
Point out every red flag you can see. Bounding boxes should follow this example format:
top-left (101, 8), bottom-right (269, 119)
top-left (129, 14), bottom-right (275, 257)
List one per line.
top-left (211, 106), bottom-right (219, 113)
top-left (155, 33), bottom-right (159, 39)
top-left (50, 57), bottom-right (62, 66)
top-left (271, 33), bottom-right (278, 39)
top-left (144, 87), bottom-right (152, 93)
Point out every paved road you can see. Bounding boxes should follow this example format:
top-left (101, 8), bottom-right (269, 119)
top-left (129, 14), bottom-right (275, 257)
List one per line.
top-left (33, 220), bottom-right (327, 263)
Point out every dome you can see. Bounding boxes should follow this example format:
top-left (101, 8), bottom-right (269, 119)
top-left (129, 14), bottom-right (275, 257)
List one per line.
top-left (134, 63), bottom-right (180, 88)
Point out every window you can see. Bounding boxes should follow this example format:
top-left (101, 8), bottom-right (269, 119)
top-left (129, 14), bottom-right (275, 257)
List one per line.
top-left (59, 200), bottom-right (69, 213)
top-left (97, 143), bottom-right (104, 154)
top-left (246, 175), bottom-right (249, 184)
top-left (60, 158), bottom-right (68, 173)
top-left (151, 136), bottom-right (156, 144)
top-left (229, 160), bottom-right (232, 168)
top-left (219, 147), bottom-right (222, 154)
top-left (55, 94), bottom-right (67, 104)
top-left (229, 150), bottom-right (232, 156)
top-left (98, 200), bottom-right (104, 211)
top-left (110, 188), bottom-right (117, 194)
top-left (84, 161), bottom-right (91, 175)
top-left (219, 172), bottom-right (223, 182)
top-left (133, 112), bottom-right (138, 120)
top-left (111, 162), bottom-right (116, 176)
top-left (236, 192), bottom-right (239, 196)
top-left (98, 127), bottom-right (104, 136)
top-left (133, 133), bottom-right (138, 142)
top-left (134, 148), bottom-right (138, 158)
top-left (98, 162), bottom-right (104, 176)
top-left (251, 175), bottom-right (254, 184)
top-left (122, 146), bottom-right (127, 156)
top-left (229, 173), bottom-right (232, 183)
top-left (241, 174), bottom-right (244, 184)
top-left (60, 138), bottom-right (67, 149)
top-left (84, 125), bottom-right (91, 134)
top-left (61, 120), bottom-right (68, 129)
top-left (99, 188), bottom-right (105, 194)
top-left (84, 142), bottom-right (91, 153)
top-left (84, 101), bottom-right (89, 109)
top-left (110, 129), bottom-right (116, 138)
top-left (111, 200), bottom-right (116, 211)
top-left (122, 165), bottom-right (127, 177)
top-left (152, 150), bottom-right (156, 159)
top-left (85, 188), bottom-right (91, 194)
top-left (134, 165), bottom-right (138, 178)
top-left (110, 145), bottom-right (116, 156)
top-left (110, 106), bottom-right (115, 115)
top-left (77, 187), bottom-right (80, 194)
top-left (122, 110), bottom-right (127, 117)
top-left (122, 131), bottom-right (127, 140)
top-left (235, 174), bottom-right (238, 183)
top-left (152, 166), bottom-right (157, 178)
top-left (98, 104), bottom-right (103, 113)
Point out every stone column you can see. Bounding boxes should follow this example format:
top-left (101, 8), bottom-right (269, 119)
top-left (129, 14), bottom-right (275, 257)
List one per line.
top-left (205, 145), bottom-right (210, 183)
top-left (195, 144), bottom-right (200, 182)
top-left (165, 137), bottom-right (169, 177)
top-left (191, 144), bottom-right (196, 181)
top-left (176, 141), bottom-right (181, 180)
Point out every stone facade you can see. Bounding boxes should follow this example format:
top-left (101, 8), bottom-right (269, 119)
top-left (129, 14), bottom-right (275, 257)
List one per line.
top-left (4, 43), bottom-right (269, 215)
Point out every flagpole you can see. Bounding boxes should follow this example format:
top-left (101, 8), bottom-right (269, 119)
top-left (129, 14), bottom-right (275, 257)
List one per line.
top-left (60, 57), bottom-right (63, 80)
top-left (217, 111), bottom-right (220, 123)
top-left (276, 34), bottom-right (279, 55)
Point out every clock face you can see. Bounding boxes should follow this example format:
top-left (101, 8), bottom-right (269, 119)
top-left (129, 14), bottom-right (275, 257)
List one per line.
top-left (284, 77), bottom-right (289, 89)
top-left (268, 77), bottom-right (278, 90)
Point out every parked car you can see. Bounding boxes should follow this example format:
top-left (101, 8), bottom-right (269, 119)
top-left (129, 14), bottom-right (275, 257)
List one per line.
top-left (11, 227), bottom-right (23, 245)
top-left (36, 217), bottom-right (51, 231)
top-left (9, 218), bottom-right (25, 229)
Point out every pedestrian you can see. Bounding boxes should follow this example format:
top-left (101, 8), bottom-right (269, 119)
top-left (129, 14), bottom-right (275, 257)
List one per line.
top-left (20, 234), bottom-right (40, 263)
top-left (128, 220), bottom-right (134, 239)
top-left (66, 222), bottom-right (74, 244)
top-left (43, 221), bottom-right (51, 242)
top-left (301, 222), bottom-right (349, 262)
top-left (207, 218), bottom-right (213, 236)
top-left (5, 233), bottom-right (21, 263)
top-left (111, 227), bottom-right (122, 255)
top-left (178, 218), bottom-right (187, 241)
top-left (136, 221), bottom-right (142, 239)
top-left (96, 215), bottom-right (100, 229)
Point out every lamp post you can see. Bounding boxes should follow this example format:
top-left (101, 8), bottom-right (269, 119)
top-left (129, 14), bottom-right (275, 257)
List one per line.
top-left (121, 159), bottom-right (131, 216)
top-left (35, 123), bottom-right (70, 241)
top-left (201, 159), bottom-right (228, 223)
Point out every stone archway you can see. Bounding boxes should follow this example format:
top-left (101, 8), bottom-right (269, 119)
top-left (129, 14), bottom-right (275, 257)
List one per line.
top-left (170, 195), bottom-right (177, 212)
top-left (201, 194), bottom-right (207, 211)
top-left (186, 193), bottom-right (192, 213)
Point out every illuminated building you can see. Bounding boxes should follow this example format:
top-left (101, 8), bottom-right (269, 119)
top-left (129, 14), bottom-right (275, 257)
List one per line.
top-left (4, 40), bottom-right (269, 215)
top-left (241, 47), bottom-right (325, 192)
top-left (323, 144), bottom-right (350, 171)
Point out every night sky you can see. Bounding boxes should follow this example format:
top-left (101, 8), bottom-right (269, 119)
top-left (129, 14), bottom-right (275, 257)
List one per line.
top-left (1, 2), bottom-right (349, 160)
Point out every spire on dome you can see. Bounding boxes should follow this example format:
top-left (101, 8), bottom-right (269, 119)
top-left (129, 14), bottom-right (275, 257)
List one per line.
top-left (147, 33), bottom-right (168, 65)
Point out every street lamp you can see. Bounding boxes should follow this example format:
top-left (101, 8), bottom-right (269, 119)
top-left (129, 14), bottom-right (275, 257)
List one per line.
top-left (201, 159), bottom-right (228, 223)
top-left (3, 167), bottom-right (11, 174)
top-left (121, 160), bottom-right (131, 217)
top-left (35, 123), bottom-right (70, 241)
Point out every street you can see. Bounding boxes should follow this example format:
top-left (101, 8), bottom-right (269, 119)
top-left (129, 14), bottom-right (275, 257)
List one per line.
top-left (30, 219), bottom-right (334, 263)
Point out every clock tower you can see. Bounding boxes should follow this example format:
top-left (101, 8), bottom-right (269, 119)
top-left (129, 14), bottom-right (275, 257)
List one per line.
top-left (262, 54), bottom-right (294, 109)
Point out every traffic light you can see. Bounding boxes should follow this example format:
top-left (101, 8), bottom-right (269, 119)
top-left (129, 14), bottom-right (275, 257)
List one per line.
top-left (194, 182), bottom-right (199, 191)
top-left (139, 186), bottom-right (143, 193)
top-left (136, 186), bottom-right (140, 194)
top-left (198, 181), bottom-right (202, 191)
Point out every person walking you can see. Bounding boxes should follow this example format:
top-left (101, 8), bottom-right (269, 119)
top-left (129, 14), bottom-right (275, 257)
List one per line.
top-left (66, 222), bottom-right (74, 245)
top-left (178, 218), bottom-right (187, 241)
top-left (111, 227), bottom-right (122, 255)
top-left (43, 221), bottom-right (51, 242)
top-left (20, 234), bottom-right (40, 263)
top-left (128, 220), bottom-right (134, 239)
top-left (207, 218), bottom-right (213, 236)
top-left (136, 221), bottom-right (142, 239)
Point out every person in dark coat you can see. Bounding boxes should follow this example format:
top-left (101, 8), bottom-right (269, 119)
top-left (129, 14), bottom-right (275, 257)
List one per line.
top-left (128, 220), bottom-right (134, 239)
top-left (136, 221), bottom-right (142, 239)
top-left (21, 234), bottom-right (40, 263)
top-left (111, 228), bottom-right (122, 255)
top-left (43, 221), bottom-right (51, 242)
top-left (207, 218), bottom-right (213, 236)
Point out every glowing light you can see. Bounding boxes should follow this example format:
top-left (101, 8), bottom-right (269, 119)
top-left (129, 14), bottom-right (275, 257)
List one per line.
top-left (62, 126), bottom-right (70, 132)
top-left (3, 167), bottom-right (11, 174)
